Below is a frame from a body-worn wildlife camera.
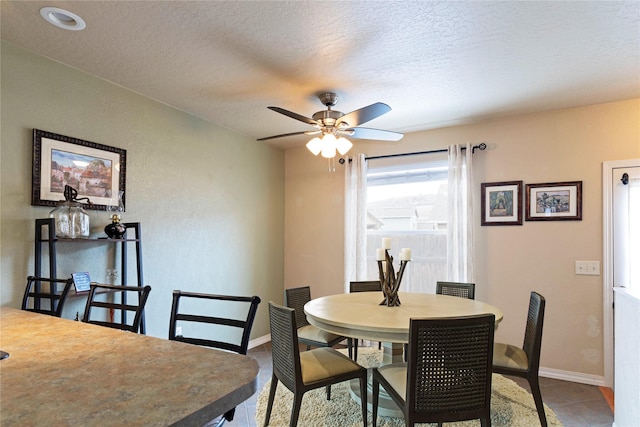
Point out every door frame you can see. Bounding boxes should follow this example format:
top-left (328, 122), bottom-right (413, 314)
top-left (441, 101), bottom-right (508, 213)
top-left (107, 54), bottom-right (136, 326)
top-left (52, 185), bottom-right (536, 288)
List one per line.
top-left (602, 158), bottom-right (640, 388)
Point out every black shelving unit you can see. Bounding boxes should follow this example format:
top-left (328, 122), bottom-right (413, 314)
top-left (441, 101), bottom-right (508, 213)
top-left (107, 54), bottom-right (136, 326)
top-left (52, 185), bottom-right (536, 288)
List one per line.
top-left (34, 218), bottom-right (146, 333)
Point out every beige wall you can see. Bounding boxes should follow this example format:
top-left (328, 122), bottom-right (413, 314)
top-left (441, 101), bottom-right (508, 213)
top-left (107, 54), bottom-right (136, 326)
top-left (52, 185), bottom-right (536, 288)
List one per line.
top-left (3, 40), bottom-right (639, 377)
top-left (285, 99), bottom-right (640, 378)
top-left (0, 42), bottom-right (285, 340)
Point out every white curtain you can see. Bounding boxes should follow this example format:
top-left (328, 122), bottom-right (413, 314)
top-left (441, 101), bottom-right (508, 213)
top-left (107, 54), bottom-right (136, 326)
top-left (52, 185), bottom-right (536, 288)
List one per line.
top-left (447, 143), bottom-right (474, 282)
top-left (344, 153), bottom-right (368, 292)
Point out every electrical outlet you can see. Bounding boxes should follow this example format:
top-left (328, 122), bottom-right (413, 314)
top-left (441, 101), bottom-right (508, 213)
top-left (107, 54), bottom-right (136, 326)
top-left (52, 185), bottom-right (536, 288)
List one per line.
top-left (575, 261), bottom-right (600, 275)
top-left (176, 326), bottom-right (183, 336)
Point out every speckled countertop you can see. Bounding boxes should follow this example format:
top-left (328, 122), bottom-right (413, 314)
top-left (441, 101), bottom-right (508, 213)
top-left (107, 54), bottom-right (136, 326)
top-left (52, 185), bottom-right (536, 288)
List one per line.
top-left (0, 307), bottom-right (259, 426)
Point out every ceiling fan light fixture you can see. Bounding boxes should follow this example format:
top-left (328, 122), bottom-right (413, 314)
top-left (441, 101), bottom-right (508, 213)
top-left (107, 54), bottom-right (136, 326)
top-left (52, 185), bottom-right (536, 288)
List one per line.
top-left (320, 133), bottom-right (337, 158)
top-left (260, 91), bottom-right (401, 160)
top-left (306, 137), bottom-right (322, 156)
top-left (336, 137), bottom-right (353, 155)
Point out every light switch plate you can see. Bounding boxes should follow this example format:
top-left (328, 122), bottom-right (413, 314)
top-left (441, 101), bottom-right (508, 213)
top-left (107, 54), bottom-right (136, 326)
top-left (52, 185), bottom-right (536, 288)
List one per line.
top-left (575, 261), bottom-right (600, 275)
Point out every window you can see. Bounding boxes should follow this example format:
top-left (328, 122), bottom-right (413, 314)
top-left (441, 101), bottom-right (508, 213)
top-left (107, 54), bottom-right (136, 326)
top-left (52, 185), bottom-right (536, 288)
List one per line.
top-left (366, 154), bottom-right (448, 293)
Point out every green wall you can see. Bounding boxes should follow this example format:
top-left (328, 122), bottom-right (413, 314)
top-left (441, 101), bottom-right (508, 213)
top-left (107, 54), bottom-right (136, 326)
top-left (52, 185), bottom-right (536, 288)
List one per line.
top-left (0, 41), bottom-right (285, 340)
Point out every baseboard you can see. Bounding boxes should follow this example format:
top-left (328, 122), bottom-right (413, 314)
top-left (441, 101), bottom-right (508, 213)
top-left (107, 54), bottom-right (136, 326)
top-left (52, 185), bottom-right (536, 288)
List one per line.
top-left (248, 333), bottom-right (271, 349)
top-left (539, 366), bottom-right (606, 386)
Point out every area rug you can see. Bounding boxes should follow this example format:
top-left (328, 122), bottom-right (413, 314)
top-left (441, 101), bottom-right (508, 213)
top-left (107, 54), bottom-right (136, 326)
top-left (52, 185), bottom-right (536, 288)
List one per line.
top-left (255, 348), bottom-right (563, 426)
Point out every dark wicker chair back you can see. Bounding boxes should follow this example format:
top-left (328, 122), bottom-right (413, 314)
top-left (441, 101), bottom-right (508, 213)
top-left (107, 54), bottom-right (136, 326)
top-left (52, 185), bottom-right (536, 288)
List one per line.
top-left (284, 286), bottom-right (353, 358)
top-left (372, 314), bottom-right (495, 426)
top-left (349, 280), bottom-right (381, 293)
top-left (523, 292), bottom-right (545, 366)
top-left (267, 302), bottom-right (303, 393)
top-left (436, 281), bottom-right (476, 299)
top-left (21, 276), bottom-right (73, 317)
top-left (82, 283), bottom-right (151, 333)
top-left (169, 291), bottom-right (261, 355)
top-left (493, 291), bottom-right (547, 427)
top-left (284, 286), bottom-right (311, 328)
top-left (349, 280), bottom-right (383, 359)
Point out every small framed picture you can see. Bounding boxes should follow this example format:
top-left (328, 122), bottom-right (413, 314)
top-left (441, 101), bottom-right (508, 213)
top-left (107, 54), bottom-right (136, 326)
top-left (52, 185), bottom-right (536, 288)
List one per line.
top-left (481, 181), bottom-right (523, 226)
top-left (525, 181), bottom-right (583, 221)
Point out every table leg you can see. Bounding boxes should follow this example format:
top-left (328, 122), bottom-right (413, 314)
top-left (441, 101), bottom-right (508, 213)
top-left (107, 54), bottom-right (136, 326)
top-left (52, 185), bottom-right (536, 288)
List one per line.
top-left (348, 342), bottom-right (404, 418)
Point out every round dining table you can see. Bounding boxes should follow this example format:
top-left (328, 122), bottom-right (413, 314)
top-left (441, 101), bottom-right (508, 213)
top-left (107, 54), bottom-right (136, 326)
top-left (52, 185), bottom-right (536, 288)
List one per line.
top-left (304, 291), bottom-right (503, 417)
top-left (304, 291), bottom-right (503, 343)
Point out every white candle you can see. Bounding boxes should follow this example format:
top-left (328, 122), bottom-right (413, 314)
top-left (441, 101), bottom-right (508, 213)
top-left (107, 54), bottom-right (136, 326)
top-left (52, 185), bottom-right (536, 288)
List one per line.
top-left (382, 262), bottom-right (387, 272)
top-left (376, 248), bottom-right (385, 261)
top-left (382, 237), bottom-right (392, 250)
top-left (400, 248), bottom-right (412, 261)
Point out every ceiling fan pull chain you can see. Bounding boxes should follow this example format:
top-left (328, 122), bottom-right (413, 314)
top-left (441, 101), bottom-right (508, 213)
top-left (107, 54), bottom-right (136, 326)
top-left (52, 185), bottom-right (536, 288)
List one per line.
top-left (328, 157), bottom-right (336, 173)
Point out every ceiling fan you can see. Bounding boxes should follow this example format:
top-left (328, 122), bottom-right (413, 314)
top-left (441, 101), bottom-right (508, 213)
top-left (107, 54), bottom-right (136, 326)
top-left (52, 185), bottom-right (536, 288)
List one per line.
top-left (257, 92), bottom-right (403, 158)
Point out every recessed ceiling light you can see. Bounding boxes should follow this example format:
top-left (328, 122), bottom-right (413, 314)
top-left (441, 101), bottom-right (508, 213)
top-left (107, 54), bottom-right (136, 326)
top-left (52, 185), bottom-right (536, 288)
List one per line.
top-left (40, 7), bottom-right (86, 31)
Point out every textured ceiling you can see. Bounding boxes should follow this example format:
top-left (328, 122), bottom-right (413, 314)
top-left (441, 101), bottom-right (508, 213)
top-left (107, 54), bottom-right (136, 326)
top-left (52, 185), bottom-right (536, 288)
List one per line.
top-left (2, 1), bottom-right (639, 148)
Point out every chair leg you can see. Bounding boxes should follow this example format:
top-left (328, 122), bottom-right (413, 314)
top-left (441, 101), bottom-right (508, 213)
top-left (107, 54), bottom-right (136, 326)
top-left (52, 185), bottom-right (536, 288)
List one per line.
top-left (290, 393), bottom-right (304, 427)
top-left (359, 374), bottom-right (368, 426)
top-left (481, 416), bottom-right (491, 427)
top-left (348, 338), bottom-right (354, 359)
top-left (213, 407), bottom-right (234, 426)
top-left (372, 377), bottom-right (379, 427)
top-left (528, 376), bottom-right (548, 427)
top-left (325, 384), bottom-right (331, 400)
top-left (223, 408), bottom-right (235, 421)
top-left (214, 413), bottom-right (228, 427)
top-left (354, 338), bottom-right (359, 361)
top-left (264, 375), bottom-right (278, 426)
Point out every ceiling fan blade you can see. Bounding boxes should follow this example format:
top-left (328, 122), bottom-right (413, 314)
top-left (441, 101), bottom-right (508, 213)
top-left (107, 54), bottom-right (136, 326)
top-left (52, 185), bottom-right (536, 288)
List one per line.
top-left (336, 102), bottom-right (391, 127)
top-left (268, 106), bottom-right (318, 126)
top-left (345, 127), bottom-right (404, 141)
top-left (257, 131), bottom-right (310, 141)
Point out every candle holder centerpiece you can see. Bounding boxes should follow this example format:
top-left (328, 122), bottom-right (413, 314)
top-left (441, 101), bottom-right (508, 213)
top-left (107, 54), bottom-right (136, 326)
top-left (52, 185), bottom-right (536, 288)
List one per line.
top-left (376, 238), bottom-right (411, 307)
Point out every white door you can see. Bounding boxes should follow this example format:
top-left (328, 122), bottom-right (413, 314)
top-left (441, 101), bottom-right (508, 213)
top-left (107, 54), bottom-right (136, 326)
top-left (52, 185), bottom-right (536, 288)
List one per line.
top-left (603, 159), bottom-right (640, 387)
top-left (613, 166), bottom-right (640, 289)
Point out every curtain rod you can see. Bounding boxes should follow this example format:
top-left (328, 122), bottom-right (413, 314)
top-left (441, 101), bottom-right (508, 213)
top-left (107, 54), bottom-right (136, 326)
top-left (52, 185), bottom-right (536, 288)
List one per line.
top-left (339, 142), bottom-right (486, 164)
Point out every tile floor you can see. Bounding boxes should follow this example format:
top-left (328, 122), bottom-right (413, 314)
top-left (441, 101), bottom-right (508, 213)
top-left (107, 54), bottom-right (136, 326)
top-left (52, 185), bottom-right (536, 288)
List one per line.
top-left (218, 342), bottom-right (614, 427)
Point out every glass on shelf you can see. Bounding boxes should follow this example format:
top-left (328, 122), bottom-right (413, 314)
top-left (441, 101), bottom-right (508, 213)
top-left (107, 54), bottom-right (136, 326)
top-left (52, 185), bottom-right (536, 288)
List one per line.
top-left (49, 185), bottom-right (91, 239)
top-left (106, 269), bottom-right (118, 285)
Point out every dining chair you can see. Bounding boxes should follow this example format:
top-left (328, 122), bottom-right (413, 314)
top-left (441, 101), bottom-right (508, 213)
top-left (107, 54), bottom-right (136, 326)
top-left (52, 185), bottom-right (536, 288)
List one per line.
top-left (349, 280), bottom-right (383, 360)
top-left (372, 314), bottom-right (496, 427)
top-left (285, 286), bottom-right (353, 358)
top-left (412, 281), bottom-right (474, 363)
top-left (436, 281), bottom-right (476, 299)
top-left (82, 283), bottom-right (151, 333)
top-left (169, 290), bottom-right (261, 426)
top-left (264, 301), bottom-right (368, 427)
top-left (21, 276), bottom-right (74, 317)
top-left (493, 291), bottom-right (547, 427)
top-left (349, 280), bottom-right (382, 293)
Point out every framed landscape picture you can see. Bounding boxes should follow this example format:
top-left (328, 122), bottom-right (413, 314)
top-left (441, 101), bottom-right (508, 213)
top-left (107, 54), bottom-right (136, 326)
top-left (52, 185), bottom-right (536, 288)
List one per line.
top-left (481, 181), bottom-right (523, 226)
top-left (32, 129), bottom-right (126, 211)
top-left (525, 181), bottom-right (582, 221)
